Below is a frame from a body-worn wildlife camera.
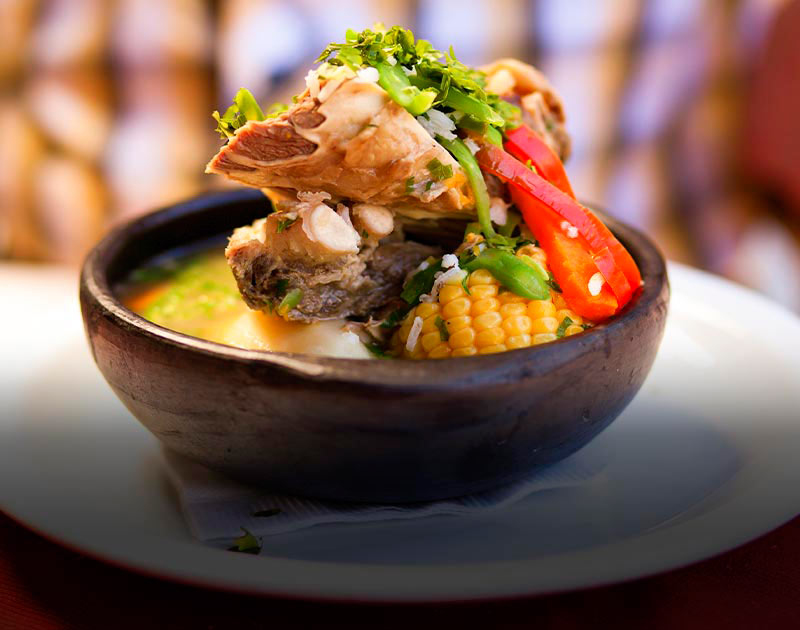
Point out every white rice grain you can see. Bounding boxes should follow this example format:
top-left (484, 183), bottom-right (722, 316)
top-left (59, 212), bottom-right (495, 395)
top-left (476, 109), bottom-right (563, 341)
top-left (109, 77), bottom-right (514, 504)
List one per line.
top-left (588, 272), bottom-right (604, 296)
top-left (561, 220), bottom-right (578, 239)
top-left (406, 316), bottom-right (424, 352)
top-left (356, 66), bottom-right (379, 83)
top-left (463, 138), bottom-right (480, 155)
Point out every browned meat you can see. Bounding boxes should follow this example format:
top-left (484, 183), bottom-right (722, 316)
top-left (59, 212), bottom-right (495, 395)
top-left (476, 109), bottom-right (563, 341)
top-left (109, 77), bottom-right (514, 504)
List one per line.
top-left (225, 199), bottom-right (439, 321)
top-left (481, 58), bottom-right (571, 161)
top-left (207, 76), bottom-right (474, 221)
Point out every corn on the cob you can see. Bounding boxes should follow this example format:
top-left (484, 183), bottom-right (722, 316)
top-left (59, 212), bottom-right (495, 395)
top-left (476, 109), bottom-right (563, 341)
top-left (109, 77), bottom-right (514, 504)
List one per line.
top-left (391, 246), bottom-right (591, 359)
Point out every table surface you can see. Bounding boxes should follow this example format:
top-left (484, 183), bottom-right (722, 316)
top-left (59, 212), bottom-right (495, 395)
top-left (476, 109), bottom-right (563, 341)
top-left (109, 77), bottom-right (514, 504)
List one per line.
top-left (1, 512), bottom-right (799, 629)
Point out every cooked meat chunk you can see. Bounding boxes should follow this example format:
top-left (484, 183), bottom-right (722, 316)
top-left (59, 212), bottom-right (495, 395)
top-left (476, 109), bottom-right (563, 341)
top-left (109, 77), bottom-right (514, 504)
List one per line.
top-left (481, 58), bottom-right (571, 161)
top-left (207, 75), bottom-right (473, 221)
top-left (225, 198), bottom-right (438, 321)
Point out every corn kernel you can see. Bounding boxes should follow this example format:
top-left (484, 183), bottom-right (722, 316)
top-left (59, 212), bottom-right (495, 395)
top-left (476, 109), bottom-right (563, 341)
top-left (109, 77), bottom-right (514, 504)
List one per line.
top-left (390, 252), bottom-right (597, 359)
top-left (421, 331), bottom-right (443, 352)
top-left (421, 315), bottom-right (441, 334)
top-left (446, 315), bottom-right (472, 333)
top-left (428, 344), bottom-right (452, 359)
top-left (533, 333), bottom-right (558, 345)
top-left (527, 300), bottom-right (556, 319)
top-left (475, 327), bottom-right (505, 347)
top-left (473, 311), bottom-right (503, 331)
top-left (531, 316), bottom-right (559, 334)
top-left (507, 334), bottom-right (532, 349)
top-left (502, 315), bottom-right (532, 336)
top-left (444, 269), bottom-right (467, 285)
top-left (415, 302), bottom-right (440, 319)
top-left (449, 327), bottom-right (476, 349)
top-left (471, 297), bottom-right (500, 316)
top-left (441, 297), bottom-right (472, 319)
top-left (498, 291), bottom-right (527, 305)
top-left (468, 269), bottom-right (495, 286)
top-left (468, 284), bottom-right (498, 299)
top-left (438, 285), bottom-right (465, 304)
top-left (500, 302), bottom-right (527, 318)
top-left (556, 309), bottom-right (582, 325)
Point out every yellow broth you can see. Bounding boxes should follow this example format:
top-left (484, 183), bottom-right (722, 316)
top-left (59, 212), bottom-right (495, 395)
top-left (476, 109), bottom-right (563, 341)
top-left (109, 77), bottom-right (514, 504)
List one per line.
top-left (121, 250), bottom-right (372, 358)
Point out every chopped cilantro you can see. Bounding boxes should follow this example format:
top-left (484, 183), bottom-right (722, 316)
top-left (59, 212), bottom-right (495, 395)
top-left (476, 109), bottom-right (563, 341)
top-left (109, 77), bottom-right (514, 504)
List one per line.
top-left (228, 528), bottom-right (261, 554)
top-left (557, 316), bottom-right (574, 339)
top-left (405, 176), bottom-right (416, 194)
top-left (277, 288), bottom-right (303, 317)
top-left (546, 271), bottom-right (562, 293)
top-left (315, 25), bottom-right (519, 130)
top-left (363, 341), bottom-right (391, 358)
top-left (426, 158), bottom-right (454, 182)
top-left (401, 260), bottom-right (443, 305)
top-left (425, 180), bottom-right (434, 191)
top-left (276, 217), bottom-right (297, 233)
top-left (461, 273), bottom-right (471, 295)
top-left (380, 308), bottom-right (408, 329)
top-left (435, 316), bottom-right (450, 341)
top-left (212, 88), bottom-right (265, 139)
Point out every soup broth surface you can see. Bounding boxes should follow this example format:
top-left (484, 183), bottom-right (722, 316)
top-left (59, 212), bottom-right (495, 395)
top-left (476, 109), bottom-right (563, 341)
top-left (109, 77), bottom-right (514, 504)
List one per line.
top-left (122, 249), bottom-right (371, 358)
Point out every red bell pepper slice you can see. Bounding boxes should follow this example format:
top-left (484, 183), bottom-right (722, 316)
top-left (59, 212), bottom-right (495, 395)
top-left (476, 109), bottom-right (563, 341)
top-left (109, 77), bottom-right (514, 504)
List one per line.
top-left (511, 185), bottom-right (619, 321)
top-left (488, 138), bottom-right (641, 293)
top-left (476, 143), bottom-right (639, 308)
top-left (504, 124), bottom-right (575, 198)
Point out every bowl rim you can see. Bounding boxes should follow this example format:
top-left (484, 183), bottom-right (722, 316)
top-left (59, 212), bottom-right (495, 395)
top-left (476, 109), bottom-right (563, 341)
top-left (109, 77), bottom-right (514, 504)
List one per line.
top-left (80, 189), bottom-right (669, 391)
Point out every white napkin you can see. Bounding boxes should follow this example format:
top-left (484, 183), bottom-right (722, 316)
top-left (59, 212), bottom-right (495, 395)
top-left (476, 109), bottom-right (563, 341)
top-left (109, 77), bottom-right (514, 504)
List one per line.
top-left (162, 448), bottom-right (607, 544)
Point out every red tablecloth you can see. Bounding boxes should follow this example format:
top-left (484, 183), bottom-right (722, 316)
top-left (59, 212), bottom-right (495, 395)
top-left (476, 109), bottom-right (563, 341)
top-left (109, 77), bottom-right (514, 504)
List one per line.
top-left (1, 512), bottom-right (799, 629)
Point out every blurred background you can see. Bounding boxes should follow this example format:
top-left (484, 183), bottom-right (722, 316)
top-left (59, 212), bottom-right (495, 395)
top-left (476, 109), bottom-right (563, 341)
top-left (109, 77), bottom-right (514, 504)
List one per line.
top-left (1, 0), bottom-right (799, 310)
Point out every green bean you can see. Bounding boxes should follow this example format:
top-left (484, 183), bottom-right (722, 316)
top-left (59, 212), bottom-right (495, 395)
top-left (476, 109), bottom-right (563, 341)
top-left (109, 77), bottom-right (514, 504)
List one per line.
top-left (376, 62), bottom-right (437, 116)
top-left (464, 249), bottom-right (550, 300)
top-left (435, 136), bottom-right (495, 239)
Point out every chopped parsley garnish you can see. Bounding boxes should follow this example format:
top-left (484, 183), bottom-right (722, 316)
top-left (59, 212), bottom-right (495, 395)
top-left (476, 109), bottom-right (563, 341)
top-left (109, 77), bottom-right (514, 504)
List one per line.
top-left (426, 158), bottom-right (453, 182)
top-left (546, 271), bottom-right (562, 293)
top-left (228, 528), bottom-right (261, 554)
top-left (212, 88), bottom-right (265, 139)
top-left (461, 273), bottom-right (471, 295)
top-left (401, 260), bottom-right (443, 305)
top-left (315, 26), bottom-right (519, 130)
top-left (277, 288), bottom-right (303, 316)
top-left (405, 176), bottom-right (416, 194)
top-left (276, 217), bottom-right (297, 233)
top-left (425, 180), bottom-right (434, 191)
top-left (252, 508), bottom-right (282, 518)
top-left (380, 308), bottom-right (408, 329)
top-left (556, 316), bottom-right (574, 338)
top-left (363, 341), bottom-right (391, 358)
top-left (435, 316), bottom-right (449, 341)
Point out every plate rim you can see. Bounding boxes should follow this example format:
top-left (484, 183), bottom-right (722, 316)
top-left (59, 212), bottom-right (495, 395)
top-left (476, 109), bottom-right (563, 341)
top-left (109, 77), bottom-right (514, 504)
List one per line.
top-left (2, 261), bottom-right (800, 602)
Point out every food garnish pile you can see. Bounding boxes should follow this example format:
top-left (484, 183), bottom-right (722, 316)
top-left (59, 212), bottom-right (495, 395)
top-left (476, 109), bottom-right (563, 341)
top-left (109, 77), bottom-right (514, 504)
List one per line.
top-left (205, 25), bottom-right (642, 359)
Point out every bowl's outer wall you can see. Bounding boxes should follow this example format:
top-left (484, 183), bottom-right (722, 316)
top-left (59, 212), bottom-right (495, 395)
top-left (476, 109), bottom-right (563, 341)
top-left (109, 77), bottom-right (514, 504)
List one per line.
top-left (80, 190), bottom-right (669, 503)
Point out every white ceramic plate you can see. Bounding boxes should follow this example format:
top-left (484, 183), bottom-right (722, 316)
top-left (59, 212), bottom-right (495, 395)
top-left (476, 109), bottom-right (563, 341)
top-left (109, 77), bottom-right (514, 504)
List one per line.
top-left (1, 262), bottom-right (799, 602)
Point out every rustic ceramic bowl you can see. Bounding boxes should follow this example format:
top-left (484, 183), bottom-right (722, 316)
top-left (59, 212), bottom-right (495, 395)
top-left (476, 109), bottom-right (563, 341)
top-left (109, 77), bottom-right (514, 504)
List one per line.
top-left (80, 189), bottom-right (669, 503)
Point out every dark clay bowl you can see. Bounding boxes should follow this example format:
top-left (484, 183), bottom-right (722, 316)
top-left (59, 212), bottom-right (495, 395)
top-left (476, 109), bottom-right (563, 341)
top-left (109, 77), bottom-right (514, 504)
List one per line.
top-left (80, 189), bottom-right (669, 503)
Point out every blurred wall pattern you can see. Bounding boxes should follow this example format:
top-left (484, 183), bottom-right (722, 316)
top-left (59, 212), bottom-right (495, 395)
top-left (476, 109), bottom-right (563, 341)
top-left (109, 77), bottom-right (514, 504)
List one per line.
top-left (1, 0), bottom-right (799, 308)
